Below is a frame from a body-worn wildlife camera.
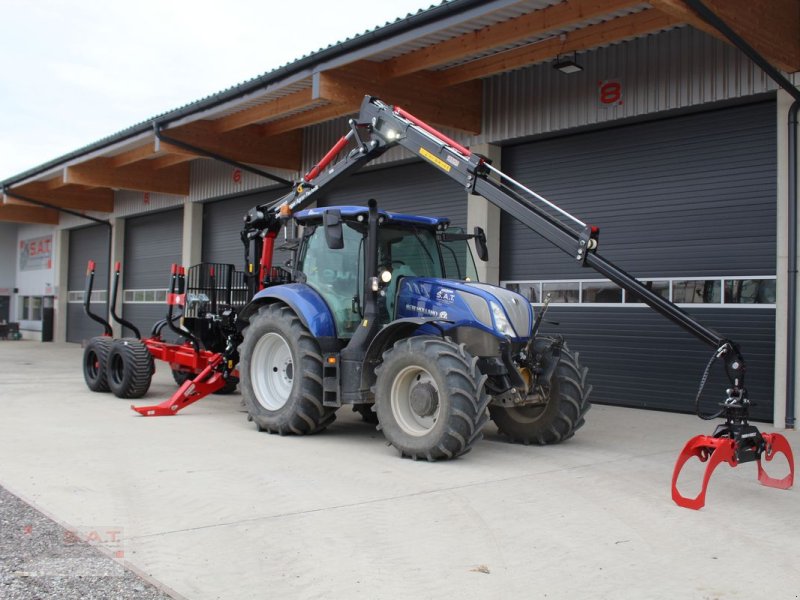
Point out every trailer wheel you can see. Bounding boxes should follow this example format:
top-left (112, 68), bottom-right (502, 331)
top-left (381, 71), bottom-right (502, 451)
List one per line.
top-left (489, 339), bottom-right (591, 445)
top-left (83, 336), bottom-right (112, 392)
top-left (107, 339), bottom-right (154, 399)
top-left (374, 336), bottom-right (489, 461)
top-left (240, 303), bottom-right (336, 435)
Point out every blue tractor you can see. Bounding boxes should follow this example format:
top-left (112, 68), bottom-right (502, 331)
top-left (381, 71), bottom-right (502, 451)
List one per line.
top-left (238, 201), bottom-right (590, 459)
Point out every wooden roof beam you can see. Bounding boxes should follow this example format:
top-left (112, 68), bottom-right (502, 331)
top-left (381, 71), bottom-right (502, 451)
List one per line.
top-left (214, 88), bottom-right (317, 133)
top-left (64, 159), bottom-right (190, 196)
top-left (386, 0), bottom-right (644, 77)
top-left (0, 202), bottom-right (59, 224)
top-left (438, 8), bottom-right (681, 86)
top-left (650, 0), bottom-right (800, 72)
top-left (158, 122), bottom-right (302, 171)
top-left (312, 62), bottom-right (483, 134)
top-left (260, 102), bottom-right (356, 137)
top-left (5, 182), bottom-right (113, 212)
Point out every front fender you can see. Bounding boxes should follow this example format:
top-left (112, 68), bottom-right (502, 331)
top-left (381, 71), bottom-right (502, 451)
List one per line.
top-left (238, 284), bottom-right (336, 338)
top-left (360, 318), bottom-right (451, 390)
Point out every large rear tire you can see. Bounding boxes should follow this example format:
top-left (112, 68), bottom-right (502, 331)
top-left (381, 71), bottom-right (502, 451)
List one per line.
top-left (374, 336), bottom-right (489, 461)
top-left (489, 339), bottom-right (591, 445)
top-left (83, 336), bottom-right (112, 392)
top-left (240, 303), bottom-right (336, 435)
top-left (107, 338), bottom-right (154, 399)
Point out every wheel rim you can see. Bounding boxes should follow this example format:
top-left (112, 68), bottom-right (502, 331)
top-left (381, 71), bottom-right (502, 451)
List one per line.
top-left (390, 365), bottom-right (440, 436)
top-left (85, 350), bottom-right (100, 380)
top-left (109, 352), bottom-right (124, 386)
top-left (250, 332), bottom-right (294, 411)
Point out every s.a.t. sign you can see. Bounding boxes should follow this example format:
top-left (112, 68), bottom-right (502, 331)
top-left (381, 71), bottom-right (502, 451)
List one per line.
top-left (19, 235), bottom-right (53, 271)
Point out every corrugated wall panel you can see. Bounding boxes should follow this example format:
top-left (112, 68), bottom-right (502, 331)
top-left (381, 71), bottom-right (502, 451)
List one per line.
top-left (480, 27), bottom-right (775, 144)
top-left (539, 307), bottom-right (775, 422)
top-left (500, 100), bottom-right (776, 280)
top-left (114, 190), bottom-right (184, 218)
top-left (189, 160), bottom-right (295, 203)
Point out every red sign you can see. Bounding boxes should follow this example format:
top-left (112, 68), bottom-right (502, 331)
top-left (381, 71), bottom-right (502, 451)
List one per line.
top-left (143, 192), bottom-right (151, 205)
top-left (19, 234), bottom-right (53, 271)
top-left (597, 80), bottom-right (623, 107)
top-left (232, 168), bottom-right (242, 183)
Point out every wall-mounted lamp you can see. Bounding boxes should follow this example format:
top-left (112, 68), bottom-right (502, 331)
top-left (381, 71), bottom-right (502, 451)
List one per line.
top-left (553, 53), bottom-right (583, 74)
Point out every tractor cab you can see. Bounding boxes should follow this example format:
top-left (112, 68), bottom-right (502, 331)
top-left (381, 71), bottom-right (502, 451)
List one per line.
top-left (293, 205), bottom-right (482, 337)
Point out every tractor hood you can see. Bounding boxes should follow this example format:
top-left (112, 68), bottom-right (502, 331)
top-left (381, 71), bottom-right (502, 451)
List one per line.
top-left (394, 277), bottom-right (532, 342)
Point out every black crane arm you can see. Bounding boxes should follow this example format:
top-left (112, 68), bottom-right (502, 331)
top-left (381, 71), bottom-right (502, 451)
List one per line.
top-left (242, 95), bottom-right (747, 406)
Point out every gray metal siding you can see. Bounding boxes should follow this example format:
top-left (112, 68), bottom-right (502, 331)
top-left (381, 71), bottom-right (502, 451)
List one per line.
top-left (501, 101), bottom-right (776, 280)
top-left (189, 160), bottom-right (294, 203)
top-left (539, 307), bottom-right (775, 422)
top-left (67, 225), bottom-right (110, 343)
top-left (318, 161), bottom-right (467, 229)
top-left (202, 190), bottom-right (286, 267)
top-left (500, 101), bottom-right (776, 415)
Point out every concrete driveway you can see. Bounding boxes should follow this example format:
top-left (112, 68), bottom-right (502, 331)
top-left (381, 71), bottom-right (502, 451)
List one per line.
top-left (0, 341), bottom-right (797, 599)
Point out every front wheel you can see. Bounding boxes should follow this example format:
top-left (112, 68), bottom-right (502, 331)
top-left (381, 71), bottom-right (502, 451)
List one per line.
top-left (240, 303), bottom-right (336, 435)
top-left (489, 339), bottom-right (591, 445)
top-left (374, 336), bottom-right (489, 461)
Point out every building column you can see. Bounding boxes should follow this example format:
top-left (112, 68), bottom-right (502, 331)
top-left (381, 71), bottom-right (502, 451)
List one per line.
top-left (53, 229), bottom-right (69, 343)
top-left (109, 217), bottom-right (125, 338)
top-left (774, 88), bottom-right (800, 429)
top-left (182, 198), bottom-right (202, 268)
top-left (467, 143), bottom-right (501, 285)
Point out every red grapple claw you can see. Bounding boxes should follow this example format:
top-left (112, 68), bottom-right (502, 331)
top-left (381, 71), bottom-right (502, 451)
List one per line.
top-left (671, 435), bottom-right (737, 510)
top-left (757, 432), bottom-right (794, 490)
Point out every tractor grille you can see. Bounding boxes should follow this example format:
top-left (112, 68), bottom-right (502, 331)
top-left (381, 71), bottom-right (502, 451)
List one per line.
top-left (466, 283), bottom-right (531, 337)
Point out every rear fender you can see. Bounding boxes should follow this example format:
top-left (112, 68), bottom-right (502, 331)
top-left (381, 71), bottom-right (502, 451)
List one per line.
top-left (237, 283), bottom-right (336, 338)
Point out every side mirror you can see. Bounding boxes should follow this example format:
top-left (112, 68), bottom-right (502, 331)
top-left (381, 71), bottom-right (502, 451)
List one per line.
top-left (473, 226), bottom-right (488, 262)
top-left (324, 210), bottom-right (344, 250)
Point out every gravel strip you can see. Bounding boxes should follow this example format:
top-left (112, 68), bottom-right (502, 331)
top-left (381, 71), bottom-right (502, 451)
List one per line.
top-left (0, 486), bottom-right (173, 599)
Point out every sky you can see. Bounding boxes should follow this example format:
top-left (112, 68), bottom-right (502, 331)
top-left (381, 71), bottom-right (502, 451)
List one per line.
top-left (0, 0), bottom-right (439, 181)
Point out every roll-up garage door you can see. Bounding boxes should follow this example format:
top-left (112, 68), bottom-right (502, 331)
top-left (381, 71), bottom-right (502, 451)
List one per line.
top-left (319, 161), bottom-right (468, 229)
top-left (500, 101), bottom-right (776, 419)
top-left (67, 225), bottom-right (110, 343)
top-left (121, 209), bottom-right (182, 338)
top-left (202, 189), bottom-right (285, 268)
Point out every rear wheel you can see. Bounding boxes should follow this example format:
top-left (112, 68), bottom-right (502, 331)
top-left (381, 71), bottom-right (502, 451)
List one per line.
top-left (83, 336), bottom-right (112, 392)
top-left (107, 339), bottom-right (154, 399)
top-left (240, 303), bottom-right (336, 435)
top-left (374, 336), bottom-right (489, 461)
top-left (489, 339), bottom-right (591, 445)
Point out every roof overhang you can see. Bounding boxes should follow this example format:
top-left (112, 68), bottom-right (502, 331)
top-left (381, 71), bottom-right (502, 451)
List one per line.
top-left (2, 0), bottom-right (797, 225)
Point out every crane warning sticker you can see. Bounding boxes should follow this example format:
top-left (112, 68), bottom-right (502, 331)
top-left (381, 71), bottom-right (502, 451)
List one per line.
top-left (419, 147), bottom-right (451, 173)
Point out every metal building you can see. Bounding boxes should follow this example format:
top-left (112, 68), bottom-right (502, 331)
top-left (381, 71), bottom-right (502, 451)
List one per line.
top-left (1, 0), bottom-right (797, 428)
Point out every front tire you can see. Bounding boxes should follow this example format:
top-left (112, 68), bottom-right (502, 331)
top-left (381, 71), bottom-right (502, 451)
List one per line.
top-left (489, 339), bottom-right (591, 445)
top-left (83, 336), bottom-right (112, 392)
top-left (240, 303), bottom-right (336, 435)
top-left (107, 338), bottom-right (154, 399)
top-left (374, 336), bottom-right (489, 461)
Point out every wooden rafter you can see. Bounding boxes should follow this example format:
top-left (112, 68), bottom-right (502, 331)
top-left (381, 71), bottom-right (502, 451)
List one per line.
top-left (0, 202), bottom-right (59, 224)
top-left (312, 62), bottom-right (483, 134)
top-left (651, 0), bottom-right (800, 72)
top-left (438, 8), bottom-right (681, 86)
top-left (214, 88), bottom-right (317, 132)
top-left (260, 102), bottom-right (355, 137)
top-left (159, 122), bottom-right (302, 171)
top-left (386, 0), bottom-right (644, 77)
top-left (5, 182), bottom-right (113, 212)
top-left (64, 159), bottom-right (190, 196)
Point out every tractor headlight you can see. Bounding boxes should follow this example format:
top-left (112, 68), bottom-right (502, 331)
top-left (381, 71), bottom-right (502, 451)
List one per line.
top-left (490, 301), bottom-right (516, 337)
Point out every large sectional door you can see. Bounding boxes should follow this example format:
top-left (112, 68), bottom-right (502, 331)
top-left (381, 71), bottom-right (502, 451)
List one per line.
top-left (66, 225), bottom-right (109, 343)
top-left (500, 101), bottom-right (776, 419)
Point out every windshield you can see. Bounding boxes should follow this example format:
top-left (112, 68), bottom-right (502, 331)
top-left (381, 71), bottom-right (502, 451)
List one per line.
top-left (378, 226), bottom-right (443, 278)
top-left (439, 227), bottom-right (480, 281)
